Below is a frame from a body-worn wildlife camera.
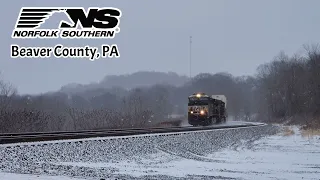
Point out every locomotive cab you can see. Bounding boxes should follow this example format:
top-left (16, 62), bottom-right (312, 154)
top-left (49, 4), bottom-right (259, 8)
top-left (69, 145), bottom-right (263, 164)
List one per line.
top-left (188, 93), bottom-right (213, 126)
top-left (188, 93), bottom-right (227, 126)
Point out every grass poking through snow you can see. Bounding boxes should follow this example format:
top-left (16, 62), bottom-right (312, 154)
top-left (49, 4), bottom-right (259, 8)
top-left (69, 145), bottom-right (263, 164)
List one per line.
top-left (282, 126), bottom-right (295, 136)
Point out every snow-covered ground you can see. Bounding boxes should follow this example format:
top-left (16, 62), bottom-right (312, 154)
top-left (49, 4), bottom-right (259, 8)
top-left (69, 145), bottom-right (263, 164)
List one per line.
top-left (0, 173), bottom-right (86, 180)
top-left (0, 124), bottom-right (319, 180)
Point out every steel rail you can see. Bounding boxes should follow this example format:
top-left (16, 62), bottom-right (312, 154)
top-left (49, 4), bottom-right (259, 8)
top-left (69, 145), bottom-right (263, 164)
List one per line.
top-left (0, 125), bottom-right (193, 136)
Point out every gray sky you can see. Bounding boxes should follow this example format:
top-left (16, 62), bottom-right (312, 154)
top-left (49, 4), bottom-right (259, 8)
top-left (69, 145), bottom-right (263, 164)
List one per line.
top-left (1, 0), bottom-right (320, 94)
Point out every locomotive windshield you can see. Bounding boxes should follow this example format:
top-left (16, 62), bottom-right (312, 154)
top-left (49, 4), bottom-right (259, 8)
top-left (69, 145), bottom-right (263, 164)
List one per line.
top-left (188, 97), bottom-right (210, 105)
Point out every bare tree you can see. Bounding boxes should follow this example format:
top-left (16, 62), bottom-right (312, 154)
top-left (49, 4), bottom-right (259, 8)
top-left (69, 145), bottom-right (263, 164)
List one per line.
top-left (0, 72), bottom-right (17, 110)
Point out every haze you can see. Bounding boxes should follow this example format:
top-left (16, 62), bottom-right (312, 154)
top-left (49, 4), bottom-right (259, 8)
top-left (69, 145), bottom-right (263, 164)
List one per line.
top-left (1, 0), bottom-right (319, 94)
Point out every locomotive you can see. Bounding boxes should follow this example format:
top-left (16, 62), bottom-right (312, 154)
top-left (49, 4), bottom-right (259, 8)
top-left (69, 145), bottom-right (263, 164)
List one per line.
top-left (188, 92), bottom-right (227, 126)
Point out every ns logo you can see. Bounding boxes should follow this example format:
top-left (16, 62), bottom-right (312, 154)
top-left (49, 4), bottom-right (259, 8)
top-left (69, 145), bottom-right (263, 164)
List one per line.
top-left (12, 7), bottom-right (122, 39)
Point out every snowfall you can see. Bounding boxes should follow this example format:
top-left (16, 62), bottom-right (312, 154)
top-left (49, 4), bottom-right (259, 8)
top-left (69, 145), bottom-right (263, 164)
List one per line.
top-left (0, 121), bottom-right (319, 180)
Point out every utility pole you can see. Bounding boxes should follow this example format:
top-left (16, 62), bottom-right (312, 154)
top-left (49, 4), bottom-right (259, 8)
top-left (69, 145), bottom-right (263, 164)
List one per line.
top-left (189, 36), bottom-right (192, 78)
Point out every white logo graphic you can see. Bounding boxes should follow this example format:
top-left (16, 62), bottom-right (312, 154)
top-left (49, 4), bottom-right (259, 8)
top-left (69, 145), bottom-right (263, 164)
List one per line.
top-left (12, 7), bottom-right (122, 39)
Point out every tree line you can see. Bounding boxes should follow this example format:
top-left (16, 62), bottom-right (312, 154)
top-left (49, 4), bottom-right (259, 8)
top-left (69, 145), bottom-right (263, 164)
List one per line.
top-left (255, 44), bottom-right (320, 128)
top-left (1, 44), bottom-right (320, 133)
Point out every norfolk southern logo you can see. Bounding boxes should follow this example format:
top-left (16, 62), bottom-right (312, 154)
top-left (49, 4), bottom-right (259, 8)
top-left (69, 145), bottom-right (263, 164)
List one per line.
top-left (12, 7), bottom-right (122, 39)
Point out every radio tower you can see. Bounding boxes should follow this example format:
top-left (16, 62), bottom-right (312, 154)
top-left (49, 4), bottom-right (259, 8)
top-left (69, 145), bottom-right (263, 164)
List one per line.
top-left (189, 36), bottom-right (192, 78)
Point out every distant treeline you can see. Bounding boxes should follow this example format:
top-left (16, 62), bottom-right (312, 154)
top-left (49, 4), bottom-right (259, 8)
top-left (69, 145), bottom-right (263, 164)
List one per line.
top-left (1, 44), bottom-right (320, 133)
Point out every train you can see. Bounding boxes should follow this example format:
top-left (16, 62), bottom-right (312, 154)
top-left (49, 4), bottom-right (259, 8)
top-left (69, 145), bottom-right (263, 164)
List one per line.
top-left (187, 92), bottom-right (227, 126)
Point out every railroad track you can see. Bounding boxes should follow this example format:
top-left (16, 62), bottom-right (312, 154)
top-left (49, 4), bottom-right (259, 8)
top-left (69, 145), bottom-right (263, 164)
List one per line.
top-left (0, 122), bottom-right (265, 145)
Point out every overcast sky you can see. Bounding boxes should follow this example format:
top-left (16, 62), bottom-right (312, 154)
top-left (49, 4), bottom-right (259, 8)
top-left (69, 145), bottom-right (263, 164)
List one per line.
top-left (1, 0), bottom-right (320, 94)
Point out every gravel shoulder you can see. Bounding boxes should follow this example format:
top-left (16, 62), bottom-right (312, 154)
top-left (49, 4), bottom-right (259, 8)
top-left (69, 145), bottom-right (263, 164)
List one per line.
top-left (2, 123), bottom-right (317, 180)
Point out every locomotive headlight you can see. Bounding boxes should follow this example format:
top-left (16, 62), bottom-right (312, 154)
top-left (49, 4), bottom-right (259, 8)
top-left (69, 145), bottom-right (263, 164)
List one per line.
top-left (200, 110), bottom-right (205, 115)
top-left (190, 111), bottom-right (193, 114)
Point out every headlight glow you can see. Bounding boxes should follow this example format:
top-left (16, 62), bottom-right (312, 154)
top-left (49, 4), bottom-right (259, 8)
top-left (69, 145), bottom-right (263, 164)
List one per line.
top-left (200, 110), bottom-right (205, 115)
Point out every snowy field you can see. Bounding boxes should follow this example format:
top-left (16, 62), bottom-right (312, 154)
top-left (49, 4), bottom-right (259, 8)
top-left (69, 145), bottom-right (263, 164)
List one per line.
top-left (0, 123), bottom-right (319, 180)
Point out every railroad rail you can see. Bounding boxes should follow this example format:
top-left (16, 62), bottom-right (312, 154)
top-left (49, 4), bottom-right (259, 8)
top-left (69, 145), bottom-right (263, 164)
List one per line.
top-left (0, 122), bottom-right (265, 145)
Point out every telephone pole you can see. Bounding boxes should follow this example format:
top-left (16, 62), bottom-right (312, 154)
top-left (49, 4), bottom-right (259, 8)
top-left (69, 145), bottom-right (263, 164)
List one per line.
top-left (189, 36), bottom-right (192, 78)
